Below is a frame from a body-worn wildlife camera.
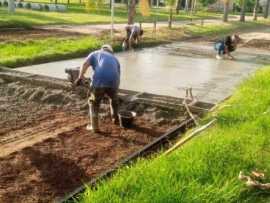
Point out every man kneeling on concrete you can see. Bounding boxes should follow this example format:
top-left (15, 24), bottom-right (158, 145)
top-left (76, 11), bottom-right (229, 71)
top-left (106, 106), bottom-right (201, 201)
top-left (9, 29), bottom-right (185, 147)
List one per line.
top-left (76, 45), bottom-right (121, 133)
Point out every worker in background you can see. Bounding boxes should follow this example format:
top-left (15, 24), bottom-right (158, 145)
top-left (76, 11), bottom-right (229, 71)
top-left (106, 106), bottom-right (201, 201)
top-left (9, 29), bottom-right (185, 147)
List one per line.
top-left (75, 44), bottom-right (120, 133)
top-left (214, 34), bottom-right (241, 60)
top-left (122, 24), bottom-right (144, 50)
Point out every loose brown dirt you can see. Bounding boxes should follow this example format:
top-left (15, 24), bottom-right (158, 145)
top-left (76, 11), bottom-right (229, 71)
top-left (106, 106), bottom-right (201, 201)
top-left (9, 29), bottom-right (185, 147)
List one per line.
top-left (0, 29), bottom-right (85, 42)
top-left (0, 77), bottom-right (187, 203)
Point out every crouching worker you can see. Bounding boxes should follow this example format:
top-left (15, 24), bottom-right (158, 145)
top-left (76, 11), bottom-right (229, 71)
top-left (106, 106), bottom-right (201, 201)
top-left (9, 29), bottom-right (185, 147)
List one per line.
top-left (214, 34), bottom-right (241, 60)
top-left (122, 24), bottom-right (144, 50)
top-left (75, 45), bottom-right (121, 133)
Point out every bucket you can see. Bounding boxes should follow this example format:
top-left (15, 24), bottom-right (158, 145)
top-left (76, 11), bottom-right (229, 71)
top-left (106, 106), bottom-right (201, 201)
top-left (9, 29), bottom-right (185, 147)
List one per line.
top-left (118, 111), bottom-right (136, 128)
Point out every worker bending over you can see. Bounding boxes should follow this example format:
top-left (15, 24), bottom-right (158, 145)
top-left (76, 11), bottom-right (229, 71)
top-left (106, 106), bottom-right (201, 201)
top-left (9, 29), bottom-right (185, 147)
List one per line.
top-left (123, 24), bottom-right (144, 50)
top-left (76, 45), bottom-right (121, 133)
top-left (214, 34), bottom-right (241, 60)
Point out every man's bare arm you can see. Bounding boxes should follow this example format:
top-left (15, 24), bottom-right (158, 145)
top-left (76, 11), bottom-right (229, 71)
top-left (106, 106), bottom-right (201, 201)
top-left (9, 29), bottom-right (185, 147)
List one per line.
top-left (78, 60), bottom-right (90, 79)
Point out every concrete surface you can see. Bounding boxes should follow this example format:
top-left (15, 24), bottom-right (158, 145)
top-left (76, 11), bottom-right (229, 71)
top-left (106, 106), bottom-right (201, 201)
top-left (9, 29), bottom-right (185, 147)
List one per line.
top-left (17, 43), bottom-right (260, 104)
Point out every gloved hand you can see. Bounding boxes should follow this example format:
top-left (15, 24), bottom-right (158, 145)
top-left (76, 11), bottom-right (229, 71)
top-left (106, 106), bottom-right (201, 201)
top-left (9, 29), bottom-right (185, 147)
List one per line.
top-left (74, 77), bottom-right (83, 86)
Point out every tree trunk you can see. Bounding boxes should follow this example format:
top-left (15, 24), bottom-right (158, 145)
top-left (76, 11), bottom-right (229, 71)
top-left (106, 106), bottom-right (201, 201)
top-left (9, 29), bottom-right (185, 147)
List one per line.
top-left (264, 0), bottom-right (270, 18)
top-left (253, 0), bottom-right (259, 20)
top-left (223, 0), bottom-right (229, 22)
top-left (169, 7), bottom-right (173, 28)
top-left (176, 0), bottom-right (182, 14)
top-left (128, 0), bottom-right (137, 24)
top-left (185, 0), bottom-right (189, 12)
top-left (8, 0), bottom-right (15, 13)
top-left (240, 0), bottom-right (246, 22)
top-left (193, 0), bottom-right (197, 13)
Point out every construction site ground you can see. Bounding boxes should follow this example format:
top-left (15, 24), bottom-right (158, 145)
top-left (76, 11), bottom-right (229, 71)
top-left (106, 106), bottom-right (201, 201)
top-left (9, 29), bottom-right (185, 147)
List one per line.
top-left (0, 71), bottom-right (205, 203)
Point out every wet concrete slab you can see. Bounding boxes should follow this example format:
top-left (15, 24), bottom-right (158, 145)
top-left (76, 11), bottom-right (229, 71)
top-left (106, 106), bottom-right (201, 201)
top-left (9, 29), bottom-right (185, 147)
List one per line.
top-left (17, 44), bottom-right (260, 104)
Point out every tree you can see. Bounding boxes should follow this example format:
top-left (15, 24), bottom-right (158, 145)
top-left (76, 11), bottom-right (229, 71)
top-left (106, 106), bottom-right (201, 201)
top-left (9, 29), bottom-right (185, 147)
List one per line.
top-left (240, 0), bottom-right (246, 22)
top-left (199, 0), bottom-right (217, 6)
top-left (166, 0), bottom-right (176, 28)
top-left (264, 0), bottom-right (270, 18)
top-left (253, 0), bottom-right (259, 20)
top-left (176, 0), bottom-right (181, 14)
top-left (223, 0), bottom-right (230, 22)
top-left (128, 0), bottom-right (137, 24)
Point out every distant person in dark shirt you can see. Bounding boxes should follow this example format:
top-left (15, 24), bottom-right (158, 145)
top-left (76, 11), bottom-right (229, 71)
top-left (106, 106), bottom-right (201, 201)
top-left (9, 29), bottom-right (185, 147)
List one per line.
top-left (214, 34), bottom-right (241, 60)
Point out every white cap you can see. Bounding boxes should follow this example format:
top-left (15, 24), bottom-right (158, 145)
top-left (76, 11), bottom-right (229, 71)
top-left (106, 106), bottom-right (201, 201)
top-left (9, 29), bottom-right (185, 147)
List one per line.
top-left (101, 44), bottom-right (113, 53)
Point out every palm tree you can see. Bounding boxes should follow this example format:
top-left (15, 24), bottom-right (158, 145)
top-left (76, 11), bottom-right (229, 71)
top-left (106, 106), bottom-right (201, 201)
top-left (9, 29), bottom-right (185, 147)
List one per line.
top-left (264, 0), bottom-right (270, 18)
top-left (223, 0), bottom-right (230, 22)
top-left (253, 0), bottom-right (260, 20)
top-left (240, 0), bottom-right (246, 22)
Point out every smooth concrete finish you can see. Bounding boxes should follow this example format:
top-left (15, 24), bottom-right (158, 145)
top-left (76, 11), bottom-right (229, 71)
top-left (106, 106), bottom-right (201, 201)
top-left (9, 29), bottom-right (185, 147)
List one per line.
top-left (17, 44), bottom-right (259, 104)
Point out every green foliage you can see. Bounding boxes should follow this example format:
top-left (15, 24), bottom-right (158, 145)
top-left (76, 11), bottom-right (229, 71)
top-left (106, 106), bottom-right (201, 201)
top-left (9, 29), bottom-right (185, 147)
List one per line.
top-left (234, 0), bottom-right (256, 12)
top-left (199, 0), bottom-right (217, 7)
top-left (165, 0), bottom-right (177, 7)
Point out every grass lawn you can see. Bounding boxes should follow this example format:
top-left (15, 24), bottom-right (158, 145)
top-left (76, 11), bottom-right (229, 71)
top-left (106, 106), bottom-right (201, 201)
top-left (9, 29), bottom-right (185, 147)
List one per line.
top-left (78, 65), bottom-right (270, 203)
top-left (0, 36), bottom-right (102, 67)
top-left (0, 5), bottom-right (221, 28)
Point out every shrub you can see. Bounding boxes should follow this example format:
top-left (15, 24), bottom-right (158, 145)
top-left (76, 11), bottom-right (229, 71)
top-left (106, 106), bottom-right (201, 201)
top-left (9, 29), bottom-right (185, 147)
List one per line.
top-left (3, 1), bottom-right (8, 7)
top-left (25, 2), bottom-right (31, 9)
top-left (18, 2), bottom-right (23, 8)
top-left (44, 4), bottom-right (49, 11)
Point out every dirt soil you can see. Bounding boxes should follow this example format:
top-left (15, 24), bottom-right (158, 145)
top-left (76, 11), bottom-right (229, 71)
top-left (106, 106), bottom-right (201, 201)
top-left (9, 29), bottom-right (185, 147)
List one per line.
top-left (243, 39), bottom-right (270, 50)
top-left (0, 78), bottom-right (187, 203)
top-left (0, 29), bottom-right (87, 42)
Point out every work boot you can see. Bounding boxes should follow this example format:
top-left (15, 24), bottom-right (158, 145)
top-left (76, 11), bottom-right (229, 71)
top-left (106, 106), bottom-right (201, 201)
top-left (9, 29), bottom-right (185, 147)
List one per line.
top-left (216, 55), bottom-right (223, 60)
top-left (86, 116), bottom-right (100, 133)
top-left (112, 117), bottom-right (119, 125)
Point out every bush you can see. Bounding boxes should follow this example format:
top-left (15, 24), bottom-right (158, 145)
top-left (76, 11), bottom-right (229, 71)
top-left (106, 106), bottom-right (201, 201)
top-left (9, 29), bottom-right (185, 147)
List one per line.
top-left (0, 2), bottom-right (2, 7)
top-left (18, 2), bottom-right (23, 8)
top-left (3, 1), bottom-right (8, 7)
top-left (44, 4), bottom-right (49, 11)
top-left (199, 0), bottom-right (217, 7)
top-left (25, 2), bottom-right (31, 9)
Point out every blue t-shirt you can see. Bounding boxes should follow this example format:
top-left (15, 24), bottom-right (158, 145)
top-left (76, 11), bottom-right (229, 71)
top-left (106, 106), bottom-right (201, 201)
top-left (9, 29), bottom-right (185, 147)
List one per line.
top-left (87, 50), bottom-right (120, 89)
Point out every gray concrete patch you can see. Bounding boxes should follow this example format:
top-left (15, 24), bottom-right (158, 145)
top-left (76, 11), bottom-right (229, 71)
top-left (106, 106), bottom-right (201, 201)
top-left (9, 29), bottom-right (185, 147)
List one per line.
top-left (16, 42), bottom-right (262, 104)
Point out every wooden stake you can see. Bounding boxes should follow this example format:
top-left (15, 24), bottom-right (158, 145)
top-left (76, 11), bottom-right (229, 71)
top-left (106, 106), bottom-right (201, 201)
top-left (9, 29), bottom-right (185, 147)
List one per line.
top-left (164, 119), bottom-right (217, 155)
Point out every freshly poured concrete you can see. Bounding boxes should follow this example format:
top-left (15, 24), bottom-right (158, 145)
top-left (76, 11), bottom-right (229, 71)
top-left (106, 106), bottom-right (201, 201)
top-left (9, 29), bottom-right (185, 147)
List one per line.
top-left (17, 44), bottom-right (259, 104)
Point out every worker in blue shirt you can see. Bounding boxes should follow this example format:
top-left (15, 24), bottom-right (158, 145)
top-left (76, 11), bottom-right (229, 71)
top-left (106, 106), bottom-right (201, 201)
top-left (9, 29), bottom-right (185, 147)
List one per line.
top-left (76, 44), bottom-right (120, 133)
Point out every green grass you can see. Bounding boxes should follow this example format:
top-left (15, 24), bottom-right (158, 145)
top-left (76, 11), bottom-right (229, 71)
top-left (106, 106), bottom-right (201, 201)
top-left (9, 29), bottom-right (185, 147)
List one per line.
top-left (0, 36), bottom-right (102, 67)
top-left (78, 66), bottom-right (270, 203)
top-left (0, 5), bottom-right (220, 28)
